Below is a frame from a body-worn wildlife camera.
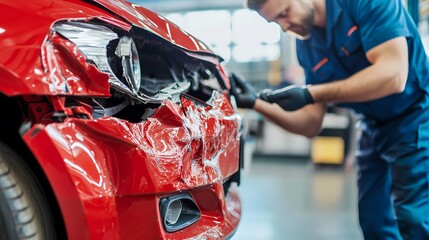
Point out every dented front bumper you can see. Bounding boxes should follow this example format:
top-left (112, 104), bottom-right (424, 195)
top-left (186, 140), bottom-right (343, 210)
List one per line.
top-left (22, 92), bottom-right (242, 239)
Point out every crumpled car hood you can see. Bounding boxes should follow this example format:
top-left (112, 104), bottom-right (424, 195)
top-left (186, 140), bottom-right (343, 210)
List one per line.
top-left (88, 0), bottom-right (214, 54)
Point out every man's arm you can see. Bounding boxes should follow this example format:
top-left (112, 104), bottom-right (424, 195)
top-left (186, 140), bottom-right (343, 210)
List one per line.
top-left (253, 98), bottom-right (326, 138)
top-left (229, 73), bottom-right (326, 137)
top-left (309, 37), bottom-right (408, 103)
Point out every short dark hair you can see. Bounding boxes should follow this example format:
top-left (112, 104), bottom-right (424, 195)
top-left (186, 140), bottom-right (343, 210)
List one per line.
top-left (245, 0), bottom-right (269, 11)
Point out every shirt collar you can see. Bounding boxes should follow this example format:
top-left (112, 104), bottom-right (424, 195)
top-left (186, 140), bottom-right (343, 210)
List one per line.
top-left (301, 0), bottom-right (343, 51)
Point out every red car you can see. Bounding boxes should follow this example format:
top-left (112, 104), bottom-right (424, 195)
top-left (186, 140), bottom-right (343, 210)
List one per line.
top-left (0, 0), bottom-right (243, 239)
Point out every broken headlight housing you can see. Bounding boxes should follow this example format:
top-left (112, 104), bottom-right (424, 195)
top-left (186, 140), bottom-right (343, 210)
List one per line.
top-left (53, 21), bottom-right (190, 103)
top-left (115, 36), bottom-right (141, 94)
top-left (52, 20), bottom-right (228, 121)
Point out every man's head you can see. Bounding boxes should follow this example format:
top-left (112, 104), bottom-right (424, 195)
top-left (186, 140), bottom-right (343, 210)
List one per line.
top-left (245, 0), bottom-right (269, 11)
top-left (245, 0), bottom-right (315, 40)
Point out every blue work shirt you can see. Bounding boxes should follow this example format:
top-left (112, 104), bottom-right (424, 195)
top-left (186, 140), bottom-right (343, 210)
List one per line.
top-left (296, 0), bottom-right (429, 154)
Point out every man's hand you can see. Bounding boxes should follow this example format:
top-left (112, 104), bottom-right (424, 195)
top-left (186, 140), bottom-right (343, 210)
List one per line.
top-left (229, 73), bottom-right (257, 108)
top-left (259, 85), bottom-right (314, 111)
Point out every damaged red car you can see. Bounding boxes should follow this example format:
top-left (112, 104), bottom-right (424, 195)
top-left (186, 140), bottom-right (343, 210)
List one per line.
top-left (0, 0), bottom-right (243, 239)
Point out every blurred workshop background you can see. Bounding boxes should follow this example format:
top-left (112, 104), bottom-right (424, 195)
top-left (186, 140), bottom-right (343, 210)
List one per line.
top-left (136, 1), bottom-right (429, 239)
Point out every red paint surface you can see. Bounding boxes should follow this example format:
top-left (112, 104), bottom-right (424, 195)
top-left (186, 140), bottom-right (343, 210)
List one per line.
top-left (2, 0), bottom-right (241, 238)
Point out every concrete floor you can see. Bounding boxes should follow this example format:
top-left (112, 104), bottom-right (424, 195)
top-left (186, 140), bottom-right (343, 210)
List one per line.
top-left (233, 156), bottom-right (363, 240)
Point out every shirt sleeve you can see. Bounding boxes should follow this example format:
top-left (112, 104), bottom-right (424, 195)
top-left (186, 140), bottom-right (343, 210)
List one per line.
top-left (344, 0), bottom-right (412, 52)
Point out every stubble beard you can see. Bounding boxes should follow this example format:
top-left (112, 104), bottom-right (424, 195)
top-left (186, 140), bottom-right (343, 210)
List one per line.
top-left (293, 0), bottom-right (315, 40)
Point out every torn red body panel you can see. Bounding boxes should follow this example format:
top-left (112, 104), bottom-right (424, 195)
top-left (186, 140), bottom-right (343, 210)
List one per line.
top-left (40, 33), bottom-right (111, 96)
top-left (23, 92), bottom-right (241, 239)
top-left (27, 93), bottom-right (239, 195)
top-left (0, 0), bottom-right (242, 239)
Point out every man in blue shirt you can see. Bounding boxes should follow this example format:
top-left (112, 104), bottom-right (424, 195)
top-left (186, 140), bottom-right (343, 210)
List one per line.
top-left (230, 0), bottom-right (429, 239)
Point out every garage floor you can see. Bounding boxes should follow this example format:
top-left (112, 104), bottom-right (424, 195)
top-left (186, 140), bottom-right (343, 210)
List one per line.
top-left (233, 156), bottom-right (363, 240)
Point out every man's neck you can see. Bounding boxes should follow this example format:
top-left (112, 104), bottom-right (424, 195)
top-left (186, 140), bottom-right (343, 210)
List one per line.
top-left (312, 0), bottom-right (326, 28)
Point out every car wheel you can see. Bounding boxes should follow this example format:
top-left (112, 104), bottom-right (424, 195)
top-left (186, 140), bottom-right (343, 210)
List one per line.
top-left (0, 142), bottom-right (56, 240)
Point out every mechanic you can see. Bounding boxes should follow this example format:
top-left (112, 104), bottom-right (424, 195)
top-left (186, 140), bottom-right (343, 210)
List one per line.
top-left (229, 0), bottom-right (429, 239)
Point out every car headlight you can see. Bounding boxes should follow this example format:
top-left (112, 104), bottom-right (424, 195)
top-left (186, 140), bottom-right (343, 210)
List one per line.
top-left (52, 21), bottom-right (150, 101)
top-left (115, 36), bottom-right (141, 94)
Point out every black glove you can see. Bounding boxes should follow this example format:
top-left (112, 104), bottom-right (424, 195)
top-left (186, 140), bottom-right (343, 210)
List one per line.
top-left (229, 73), bottom-right (257, 108)
top-left (259, 85), bottom-right (314, 111)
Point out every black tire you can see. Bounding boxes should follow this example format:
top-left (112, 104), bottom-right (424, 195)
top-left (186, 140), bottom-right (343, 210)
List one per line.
top-left (0, 142), bottom-right (56, 240)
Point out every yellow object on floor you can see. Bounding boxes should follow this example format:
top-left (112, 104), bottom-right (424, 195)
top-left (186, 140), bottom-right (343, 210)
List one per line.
top-left (311, 136), bottom-right (344, 164)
